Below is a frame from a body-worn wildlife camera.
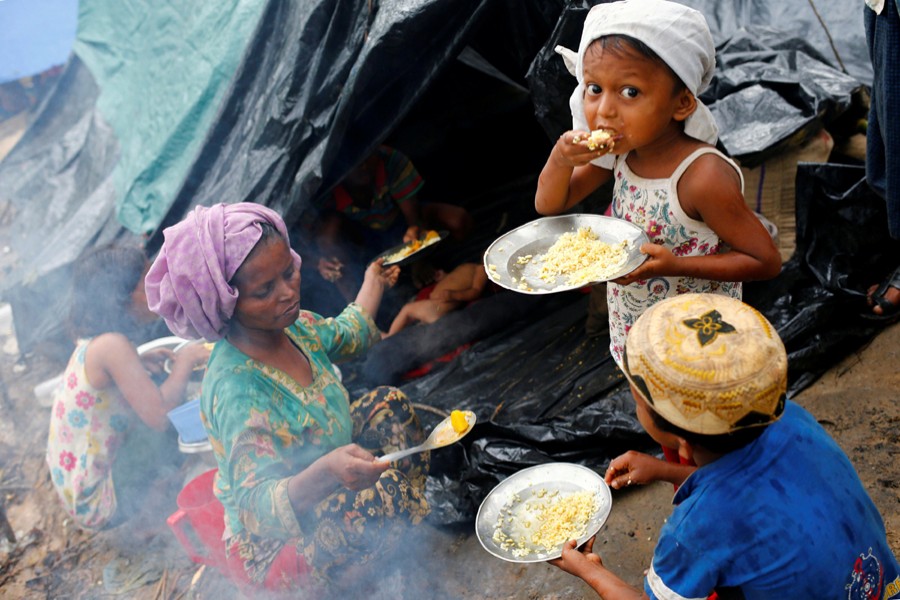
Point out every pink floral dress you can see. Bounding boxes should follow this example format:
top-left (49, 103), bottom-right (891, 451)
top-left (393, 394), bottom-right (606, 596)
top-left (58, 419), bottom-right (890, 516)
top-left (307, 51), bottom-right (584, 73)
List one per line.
top-left (607, 148), bottom-right (743, 367)
top-left (45, 339), bottom-right (138, 529)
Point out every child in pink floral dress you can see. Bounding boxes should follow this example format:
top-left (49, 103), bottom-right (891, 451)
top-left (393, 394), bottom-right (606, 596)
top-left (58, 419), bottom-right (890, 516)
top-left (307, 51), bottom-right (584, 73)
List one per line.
top-left (534, 0), bottom-right (782, 368)
top-left (46, 245), bottom-right (210, 530)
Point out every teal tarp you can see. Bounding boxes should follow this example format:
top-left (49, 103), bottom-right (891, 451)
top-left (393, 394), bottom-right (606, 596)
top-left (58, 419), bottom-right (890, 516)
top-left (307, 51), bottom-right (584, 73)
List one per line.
top-left (73, 0), bottom-right (267, 234)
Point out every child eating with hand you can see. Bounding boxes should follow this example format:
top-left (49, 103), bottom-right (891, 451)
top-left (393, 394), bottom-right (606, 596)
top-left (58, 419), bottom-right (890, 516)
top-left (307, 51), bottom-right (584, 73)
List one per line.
top-left (535, 0), bottom-right (781, 367)
top-left (549, 292), bottom-right (900, 598)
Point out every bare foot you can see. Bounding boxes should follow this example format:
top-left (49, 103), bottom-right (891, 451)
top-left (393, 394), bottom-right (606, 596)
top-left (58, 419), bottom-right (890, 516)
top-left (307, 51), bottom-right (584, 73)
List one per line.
top-left (868, 284), bottom-right (900, 315)
top-left (866, 266), bottom-right (900, 318)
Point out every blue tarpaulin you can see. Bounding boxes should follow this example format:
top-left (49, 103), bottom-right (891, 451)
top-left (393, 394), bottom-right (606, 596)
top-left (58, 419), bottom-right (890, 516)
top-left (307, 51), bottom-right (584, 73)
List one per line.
top-left (0, 0), bottom-right (78, 84)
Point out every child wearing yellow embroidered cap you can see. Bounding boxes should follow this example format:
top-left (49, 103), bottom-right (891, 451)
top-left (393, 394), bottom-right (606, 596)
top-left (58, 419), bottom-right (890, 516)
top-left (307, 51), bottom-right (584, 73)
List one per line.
top-left (549, 293), bottom-right (900, 599)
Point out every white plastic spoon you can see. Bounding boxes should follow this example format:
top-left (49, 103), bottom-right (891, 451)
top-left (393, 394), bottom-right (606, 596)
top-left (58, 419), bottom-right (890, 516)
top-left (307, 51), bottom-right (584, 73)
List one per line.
top-left (377, 410), bottom-right (476, 463)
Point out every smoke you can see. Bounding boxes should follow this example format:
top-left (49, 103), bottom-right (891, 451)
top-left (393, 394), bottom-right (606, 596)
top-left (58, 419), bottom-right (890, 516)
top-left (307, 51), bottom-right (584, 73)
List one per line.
top-left (0, 224), bottom-right (554, 599)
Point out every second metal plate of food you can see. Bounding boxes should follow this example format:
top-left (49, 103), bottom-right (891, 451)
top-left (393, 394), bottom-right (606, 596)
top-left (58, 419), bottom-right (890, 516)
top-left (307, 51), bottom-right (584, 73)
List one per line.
top-left (483, 214), bottom-right (649, 294)
top-left (475, 462), bottom-right (612, 563)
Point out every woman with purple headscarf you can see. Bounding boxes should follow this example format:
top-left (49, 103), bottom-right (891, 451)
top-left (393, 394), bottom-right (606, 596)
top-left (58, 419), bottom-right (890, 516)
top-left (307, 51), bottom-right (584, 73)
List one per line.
top-left (146, 202), bottom-right (430, 593)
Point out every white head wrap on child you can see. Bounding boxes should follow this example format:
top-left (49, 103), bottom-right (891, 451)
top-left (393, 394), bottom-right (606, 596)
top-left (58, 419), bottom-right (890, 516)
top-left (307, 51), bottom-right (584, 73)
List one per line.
top-left (555, 0), bottom-right (719, 169)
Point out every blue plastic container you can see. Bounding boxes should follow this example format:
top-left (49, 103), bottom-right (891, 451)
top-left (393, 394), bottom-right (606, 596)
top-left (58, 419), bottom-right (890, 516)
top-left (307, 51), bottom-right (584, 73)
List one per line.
top-left (167, 398), bottom-right (207, 444)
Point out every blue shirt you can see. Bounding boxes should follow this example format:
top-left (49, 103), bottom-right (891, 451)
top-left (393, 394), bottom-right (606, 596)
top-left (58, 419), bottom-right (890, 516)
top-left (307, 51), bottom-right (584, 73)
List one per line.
top-left (647, 401), bottom-right (900, 600)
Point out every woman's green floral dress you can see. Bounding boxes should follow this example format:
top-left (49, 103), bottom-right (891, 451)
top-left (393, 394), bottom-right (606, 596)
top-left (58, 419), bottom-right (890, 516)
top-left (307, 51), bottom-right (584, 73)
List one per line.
top-left (200, 303), bottom-right (429, 588)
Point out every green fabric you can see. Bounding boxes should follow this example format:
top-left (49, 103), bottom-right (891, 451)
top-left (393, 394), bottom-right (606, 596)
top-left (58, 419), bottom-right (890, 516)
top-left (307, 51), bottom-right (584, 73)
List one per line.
top-left (200, 303), bottom-right (381, 540)
top-left (72, 0), bottom-right (267, 234)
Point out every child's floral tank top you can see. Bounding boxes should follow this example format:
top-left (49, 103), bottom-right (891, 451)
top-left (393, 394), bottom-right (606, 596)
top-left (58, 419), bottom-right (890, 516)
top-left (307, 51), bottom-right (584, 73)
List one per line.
top-left (607, 148), bottom-right (743, 368)
top-left (45, 339), bottom-right (137, 529)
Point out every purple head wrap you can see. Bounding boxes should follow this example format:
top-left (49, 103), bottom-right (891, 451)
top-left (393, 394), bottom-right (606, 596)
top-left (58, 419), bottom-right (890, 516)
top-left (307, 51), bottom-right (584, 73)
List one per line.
top-left (145, 202), bottom-right (302, 340)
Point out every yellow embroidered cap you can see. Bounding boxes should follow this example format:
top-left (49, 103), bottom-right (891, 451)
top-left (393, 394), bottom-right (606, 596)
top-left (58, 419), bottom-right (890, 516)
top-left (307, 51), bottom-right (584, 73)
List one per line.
top-left (623, 293), bottom-right (787, 435)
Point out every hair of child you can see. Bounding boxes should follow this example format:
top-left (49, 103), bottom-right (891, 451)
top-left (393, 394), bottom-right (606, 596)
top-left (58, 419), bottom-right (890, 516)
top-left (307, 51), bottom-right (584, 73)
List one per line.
top-left (412, 262), bottom-right (438, 289)
top-left (645, 400), bottom-right (771, 455)
top-left (587, 34), bottom-right (687, 93)
top-left (67, 244), bottom-right (147, 340)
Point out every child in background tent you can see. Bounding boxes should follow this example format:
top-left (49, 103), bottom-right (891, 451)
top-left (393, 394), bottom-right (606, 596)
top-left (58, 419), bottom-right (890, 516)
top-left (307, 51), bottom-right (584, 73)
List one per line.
top-left (312, 145), bottom-right (473, 307)
top-left (550, 293), bottom-right (900, 597)
top-left (385, 262), bottom-right (489, 336)
top-left (535, 0), bottom-right (781, 368)
top-left (46, 244), bottom-right (210, 530)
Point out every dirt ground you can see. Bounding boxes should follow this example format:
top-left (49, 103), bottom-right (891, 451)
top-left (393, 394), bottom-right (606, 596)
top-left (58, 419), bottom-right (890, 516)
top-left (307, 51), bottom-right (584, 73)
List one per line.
top-left (0, 305), bottom-right (898, 599)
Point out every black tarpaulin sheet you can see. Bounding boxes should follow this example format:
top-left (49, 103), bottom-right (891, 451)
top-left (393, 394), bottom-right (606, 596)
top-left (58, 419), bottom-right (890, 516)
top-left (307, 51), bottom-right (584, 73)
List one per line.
top-left (347, 164), bottom-right (898, 525)
top-left (343, 289), bottom-right (654, 525)
top-left (0, 0), bottom-right (894, 527)
top-left (745, 163), bottom-right (900, 391)
top-left (0, 0), bottom-right (559, 352)
top-left (0, 57), bottom-right (140, 358)
top-left (0, 0), bottom-right (873, 350)
top-left (704, 29), bottom-right (863, 165)
top-left (676, 0), bottom-right (871, 85)
top-left (148, 0), bottom-right (560, 247)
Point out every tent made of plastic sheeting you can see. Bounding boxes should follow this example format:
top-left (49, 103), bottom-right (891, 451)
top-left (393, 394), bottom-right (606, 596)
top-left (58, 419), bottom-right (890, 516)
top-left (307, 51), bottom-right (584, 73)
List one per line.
top-left (73, 0), bottom-right (269, 236)
top-left (0, 0), bottom-right (562, 352)
top-left (0, 0), bottom-right (894, 526)
top-left (673, 0), bottom-right (872, 86)
top-left (0, 0), bottom-right (872, 351)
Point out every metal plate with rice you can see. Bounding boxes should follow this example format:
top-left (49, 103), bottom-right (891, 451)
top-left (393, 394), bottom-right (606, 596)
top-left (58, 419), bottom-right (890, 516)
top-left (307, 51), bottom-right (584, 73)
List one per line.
top-left (476, 462), bottom-right (612, 563)
top-left (483, 214), bottom-right (649, 294)
top-left (137, 336), bottom-right (203, 401)
top-left (136, 336), bottom-right (189, 357)
top-left (163, 339), bottom-right (214, 374)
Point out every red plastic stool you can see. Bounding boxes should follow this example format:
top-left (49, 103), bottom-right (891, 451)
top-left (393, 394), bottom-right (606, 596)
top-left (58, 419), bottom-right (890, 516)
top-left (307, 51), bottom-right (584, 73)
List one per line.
top-left (167, 468), bottom-right (228, 575)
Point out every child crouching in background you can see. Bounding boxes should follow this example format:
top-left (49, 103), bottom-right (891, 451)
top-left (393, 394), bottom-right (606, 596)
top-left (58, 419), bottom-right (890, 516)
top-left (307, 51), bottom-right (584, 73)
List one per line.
top-left (46, 244), bottom-right (210, 531)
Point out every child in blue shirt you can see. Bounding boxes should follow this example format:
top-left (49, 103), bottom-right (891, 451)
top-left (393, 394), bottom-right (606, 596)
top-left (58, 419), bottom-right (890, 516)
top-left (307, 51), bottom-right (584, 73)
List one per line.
top-left (550, 292), bottom-right (900, 598)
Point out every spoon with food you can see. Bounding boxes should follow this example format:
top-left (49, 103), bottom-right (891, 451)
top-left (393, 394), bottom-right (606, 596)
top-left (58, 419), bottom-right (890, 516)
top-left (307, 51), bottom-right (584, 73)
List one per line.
top-left (376, 410), bottom-right (476, 463)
